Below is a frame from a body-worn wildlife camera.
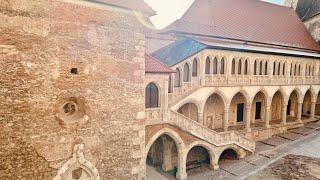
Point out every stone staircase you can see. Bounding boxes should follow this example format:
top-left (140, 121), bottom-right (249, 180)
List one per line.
top-left (169, 110), bottom-right (256, 152)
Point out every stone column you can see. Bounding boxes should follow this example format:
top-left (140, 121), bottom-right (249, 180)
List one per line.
top-left (265, 105), bottom-right (271, 128)
top-left (163, 78), bottom-right (169, 122)
top-left (282, 103), bottom-right (287, 125)
top-left (161, 137), bottom-right (174, 172)
top-left (311, 100), bottom-right (316, 120)
top-left (177, 151), bottom-right (187, 180)
top-left (245, 104), bottom-right (252, 132)
top-left (198, 112), bottom-right (204, 125)
top-left (297, 102), bottom-right (303, 123)
top-left (223, 107), bottom-right (229, 131)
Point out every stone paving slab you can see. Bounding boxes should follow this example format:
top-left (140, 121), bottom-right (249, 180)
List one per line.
top-left (220, 160), bottom-right (256, 176)
top-left (304, 123), bottom-right (320, 130)
top-left (289, 127), bottom-right (315, 135)
top-left (260, 136), bottom-right (291, 146)
top-left (277, 132), bottom-right (303, 141)
top-left (255, 142), bottom-right (274, 153)
top-left (247, 155), bottom-right (270, 166)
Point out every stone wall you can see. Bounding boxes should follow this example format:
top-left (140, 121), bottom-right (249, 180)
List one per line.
top-left (0, 0), bottom-right (148, 179)
top-left (305, 15), bottom-right (320, 45)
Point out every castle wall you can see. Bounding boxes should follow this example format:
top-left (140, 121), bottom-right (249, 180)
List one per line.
top-left (0, 0), bottom-right (147, 179)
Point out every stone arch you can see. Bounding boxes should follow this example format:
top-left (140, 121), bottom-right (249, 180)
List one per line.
top-left (174, 67), bottom-right (182, 87)
top-left (173, 98), bottom-right (202, 112)
top-left (231, 58), bottom-right (236, 74)
top-left (217, 146), bottom-right (243, 165)
top-left (238, 58), bottom-right (243, 75)
top-left (205, 56), bottom-right (212, 74)
top-left (302, 89), bottom-right (313, 116)
top-left (229, 90), bottom-right (250, 105)
top-left (203, 90), bottom-right (228, 108)
top-left (287, 89), bottom-right (300, 120)
top-left (203, 91), bottom-right (227, 129)
top-left (271, 89), bottom-right (285, 123)
top-left (145, 82), bottom-right (161, 108)
top-left (287, 88), bottom-right (303, 104)
top-left (229, 90), bottom-right (250, 125)
top-left (177, 102), bottom-right (200, 121)
top-left (213, 56), bottom-right (219, 74)
top-left (251, 90), bottom-right (268, 123)
top-left (185, 141), bottom-right (215, 172)
top-left (254, 59), bottom-right (258, 75)
top-left (183, 62), bottom-right (191, 82)
top-left (54, 144), bottom-right (100, 180)
top-left (220, 57), bottom-right (226, 74)
top-left (145, 128), bottom-right (185, 179)
top-left (192, 57), bottom-right (199, 77)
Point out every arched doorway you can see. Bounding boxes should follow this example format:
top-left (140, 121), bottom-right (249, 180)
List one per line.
top-left (218, 149), bottom-right (239, 166)
top-left (302, 90), bottom-right (312, 118)
top-left (178, 103), bottom-right (198, 122)
top-left (146, 134), bottom-right (179, 178)
top-left (271, 91), bottom-right (284, 125)
top-left (203, 93), bottom-right (225, 130)
top-left (186, 146), bottom-right (211, 174)
top-left (230, 92), bottom-right (248, 129)
top-left (287, 90), bottom-right (299, 122)
top-left (252, 91), bottom-right (267, 127)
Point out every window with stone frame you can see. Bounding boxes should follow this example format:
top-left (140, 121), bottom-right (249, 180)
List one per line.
top-left (145, 83), bottom-right (159, 108)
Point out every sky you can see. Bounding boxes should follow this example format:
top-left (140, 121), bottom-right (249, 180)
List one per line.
top-left (145, 0), bottom-right (285, 29)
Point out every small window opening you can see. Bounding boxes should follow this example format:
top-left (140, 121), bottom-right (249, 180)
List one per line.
top-left (71, 68), bottom-right (78, 74)
top-left (63, 102), bottom-right (76, 115)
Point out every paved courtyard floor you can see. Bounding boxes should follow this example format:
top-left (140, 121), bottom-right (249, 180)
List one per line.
top-left (147, 120), bottom-right (320, 180)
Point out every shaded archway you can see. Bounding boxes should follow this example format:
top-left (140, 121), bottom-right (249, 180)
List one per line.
top-left (205, 57), bottom-right (211, 74)
top-left (203, 93), bottom-right (225, 130)
top-left (287, 90), bottom-right (299, 122)
top-left (174, 68), bottom-right (181, 87)
top-left (186, 146), bottom-right (211, 173)
top-left (251, 91), bottom-right (267, 127)
top-left (229, 92), bottom-right (248, 129)
top-left (178, 103), bottom-right (198, 122)
top-left (271, 90), bottom-right (284, 124)
top-left (192, 58), bottom-right (198, 77)
top-left (218, 148), bottom-right (239, 166)
top-left (146, 134), bottom-right (180, 178)
top-left (302, 90), bottom-right (312, 117)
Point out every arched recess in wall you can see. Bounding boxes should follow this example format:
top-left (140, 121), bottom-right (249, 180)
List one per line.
top-left (273, 62), bottom-right (276, 75)
top-left (231, 58), bottom-right (236, 75)
top-left (220, 58), bottom-right (225, 74)
top-left (183, 63), bottom-right (190, 82)
top-left (178, 103), bottom-right (199, 122)
top-left (146, 130), bottom-right (183, 179)
top-left (265, 61), bottom-right (268, 75)
top-left (287, 90), bottom-right (299, 120)
top-left (168, 76), bottom-right (173, 93)
top-left (302, 89), bottom-right (312, 116)
top-left (186, 145), bottom-right (212, 173)
top-left (174, 68), bottom-right (181, 87)
top-left (283, 63), bottom-right (286, 76)
top-left (254, 60), bottom-right (257, 75)
top-left (218, 148), bottom-right (239, 165)
top-left (259, 61), bottom-right (263, 75)
top-left (238, 59), bottom-right (242, 75)
top-left (146, 83), bottom-right (160, 108)
top-left (230, 92), bottom-right (248, 125)
top-left (213, 57), bottom-right (218, 74)
top-left (203, 93), bottom-right (226, 129)
top-left (192, 58), bottom-right (198, 77)
top-left (298, 65), bottom-right (301, 76)
top-left (252, 91), bottom-right (267, 122)
top-left (294, 64), bottom-right (297, 76)
top-left (278, 62), bottom-right (281, 75)
top-left (54, 144), bottom-right (100, 180)
top-left (271, 90), bottom-right (284, 124)
top-left (244, 59), bottom-right (248, 75)
top-left (205, 57), bottom-right (211, 74)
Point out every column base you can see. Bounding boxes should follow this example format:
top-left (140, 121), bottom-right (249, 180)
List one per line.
top-left (176, 171), bottom-right (187, 180)
top-left (209, 164), bottom-right (219, 170)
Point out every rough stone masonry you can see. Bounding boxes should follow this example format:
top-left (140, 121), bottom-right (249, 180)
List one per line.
top-left (0, 0), bottom-right (150, 179)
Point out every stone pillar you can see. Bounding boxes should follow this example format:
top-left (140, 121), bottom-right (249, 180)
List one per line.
top-left (265, 105), bottom-right (271, 128)
top-left (297, 102), bottom-right (303, 123)
top-left (177, 151), bottom-right (187, 180)
top-left (161, 136), bottom-right (174, 172)
top-left (163, 78), bottom-right (169, 122)
top-left (245, 104), bottom-right (252, 132)
top-left (311, 100), bottom-right (316, 120)
top-left (282, 103), bottom-right (287, 125)
top-left (198, 112), bottom-right (204, 125)
top-left (223, 108), bottom-right (229, 131)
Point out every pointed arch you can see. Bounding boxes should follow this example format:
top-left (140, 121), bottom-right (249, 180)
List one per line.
top-left (220, 58), bottom-right (225, 74)
top-left (273, 61), bottom-right (276, 75)
top-left (244, 59), bottom-right (248, 75)
top-left (205, 56), bottom-right (211, 74)
top-left (283, 63), bottom-right (286, 76)
top-left (174, 68), bottom-right (181, 87)
top-left (183, 63), bottom-right (190, 82)
top-left (238, 59), bottom-right (242, 75)
top-left (213, 57), bottom-right (218, 74)
top-left (265, 61), bottom-right (268, 75)
top-left (146, 83), bottom-right (159, 108)
top-left (232, 58), bottom-right (236, 75)
top-left (192, 58), bottom-right (198, 77)
top-left (254, 60), bottom-right (257, 75)
top-left (259, 61), bottom-right (263, 75)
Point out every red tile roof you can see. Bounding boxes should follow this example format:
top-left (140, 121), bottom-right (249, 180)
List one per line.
top-left (163, 0), bottom-right (320, 52)
top-left (145, 53), bottom-right (174, 74)
top-left (94, 0), bottom-right (155, 15)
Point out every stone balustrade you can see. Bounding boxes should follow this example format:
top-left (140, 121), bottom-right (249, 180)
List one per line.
top-left (169, 110), bottom-right (256, 152)
top-left (145, 108), bottom-right (162, 125)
